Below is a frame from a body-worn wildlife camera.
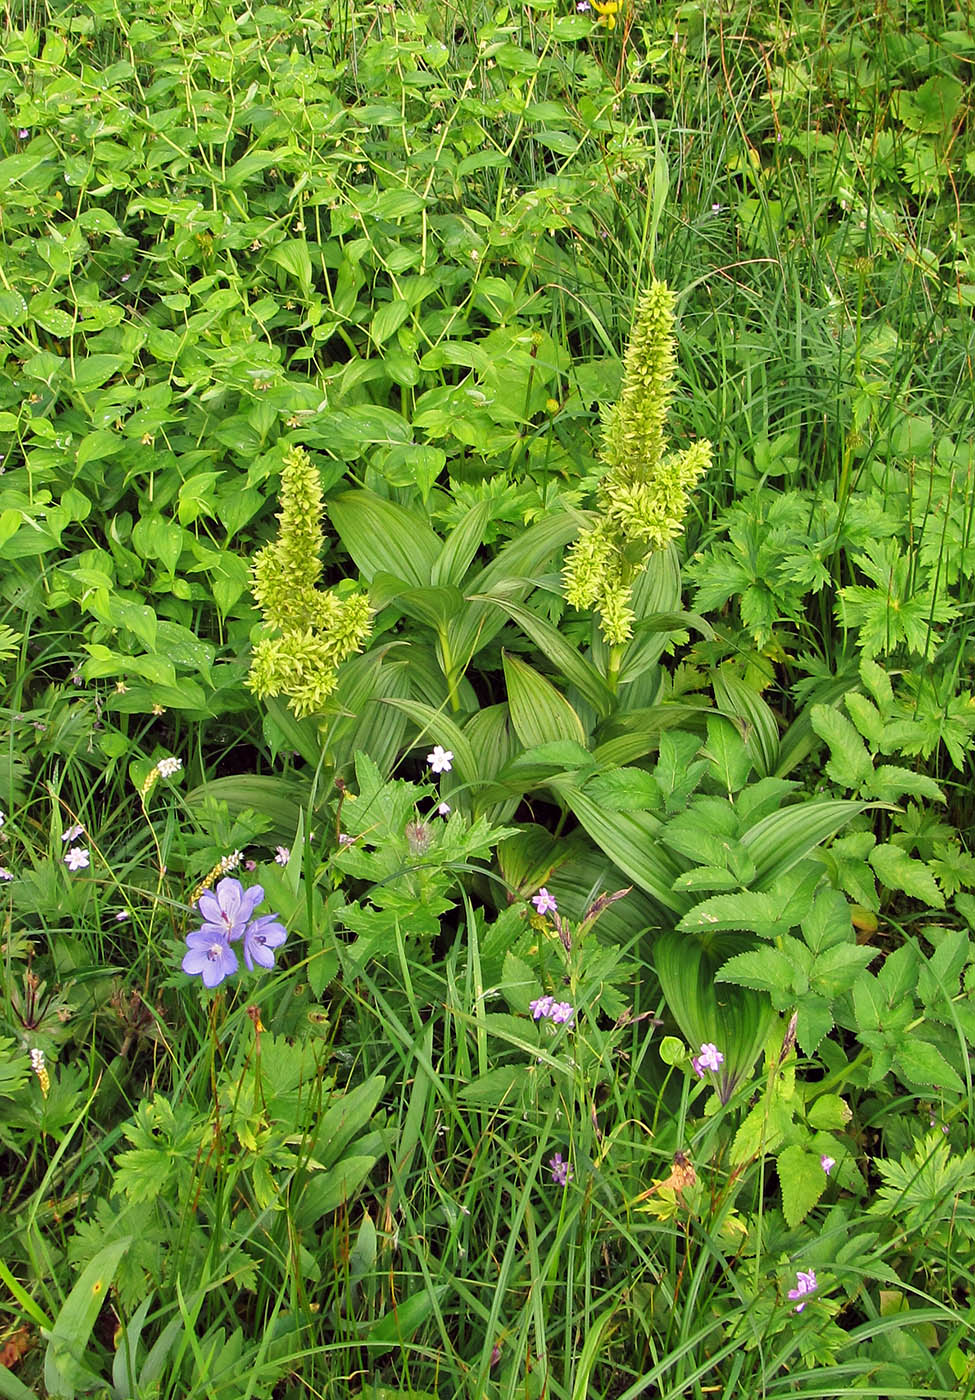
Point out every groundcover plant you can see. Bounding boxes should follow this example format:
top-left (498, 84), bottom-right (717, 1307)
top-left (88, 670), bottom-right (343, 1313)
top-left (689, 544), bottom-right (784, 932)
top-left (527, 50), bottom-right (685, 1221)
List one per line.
top-left (1, 0), bottom-right (975, 1395)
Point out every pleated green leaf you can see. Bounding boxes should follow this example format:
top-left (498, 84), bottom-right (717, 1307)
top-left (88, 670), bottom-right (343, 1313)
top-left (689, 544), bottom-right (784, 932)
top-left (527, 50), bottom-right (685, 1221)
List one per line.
top-left (743, 799), bottom-right (872, 887)
top-left (502, 651), bottom-right (588, 748)
top-left (329, 489), bottom-right (440, 587)
top-left (549, 777), bottom-right (687, 914)
top-left (472, 590), bottom-right (615, 718)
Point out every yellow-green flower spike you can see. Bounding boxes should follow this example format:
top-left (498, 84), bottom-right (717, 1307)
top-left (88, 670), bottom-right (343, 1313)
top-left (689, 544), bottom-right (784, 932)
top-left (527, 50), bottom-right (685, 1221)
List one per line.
top-left (247, 446), bottom-right (371, 718)
top-left (563, 282), bottom-right (711, 644)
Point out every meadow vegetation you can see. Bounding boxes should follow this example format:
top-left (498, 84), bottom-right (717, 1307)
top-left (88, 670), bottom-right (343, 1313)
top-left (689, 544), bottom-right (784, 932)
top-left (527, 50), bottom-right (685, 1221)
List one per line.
top-left (1, 0), bottom-right (974, 1394)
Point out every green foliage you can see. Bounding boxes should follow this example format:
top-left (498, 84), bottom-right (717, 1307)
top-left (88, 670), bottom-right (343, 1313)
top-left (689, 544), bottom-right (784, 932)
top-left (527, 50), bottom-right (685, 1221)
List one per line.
top-left (2, 0), bottom-right (975, 1396)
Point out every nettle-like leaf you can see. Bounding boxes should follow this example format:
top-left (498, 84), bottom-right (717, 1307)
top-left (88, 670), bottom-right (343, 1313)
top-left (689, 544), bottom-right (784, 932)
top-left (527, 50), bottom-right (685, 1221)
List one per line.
top-left (777, 1143), bottom-right (827, 1228)
top-left (869, 843), bottom-right (945, 909)
top-left (811, 704), bottom-right (873, 789)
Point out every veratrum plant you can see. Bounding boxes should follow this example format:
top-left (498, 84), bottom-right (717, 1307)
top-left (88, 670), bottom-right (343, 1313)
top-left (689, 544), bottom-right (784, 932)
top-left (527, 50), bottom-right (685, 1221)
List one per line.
top-left (248, 446), bottom-right (372, 718)
top-left (563, 282), bottom-right (711, 650)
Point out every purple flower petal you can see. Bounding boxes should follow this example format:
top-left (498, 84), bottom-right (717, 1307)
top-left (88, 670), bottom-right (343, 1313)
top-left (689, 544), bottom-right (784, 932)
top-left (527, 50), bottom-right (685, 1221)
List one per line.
top-left (196, 877), bottom-right (264, 940)
top-left (242, 913), bottom-right (287, 971)
top-left (182, 930), bottom-right (238, 988)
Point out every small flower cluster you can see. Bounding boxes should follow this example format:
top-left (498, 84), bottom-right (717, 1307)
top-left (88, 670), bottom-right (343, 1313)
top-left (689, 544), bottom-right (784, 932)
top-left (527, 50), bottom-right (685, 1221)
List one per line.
top-left (692, 1042), bottom-right (724, 1078)
top-left (30, 1047), bottom-right (50, 1097)
top-left (788, 1269), bottom-right (817, 1312)
top-left (182, 876), bottom-right (286, 989)
top-left (140, 755), bottom-right (183, 798)
top-left (190, 849), bottom-right (244, 904)
top-left (549, 1152), bottom-right (573, 1187)
top-left (531, 888), bottom-right (557, 916)
top-left (530, 995), bottom-right (574, 1026)
top-left (62, 819), bottom-right (89, 871)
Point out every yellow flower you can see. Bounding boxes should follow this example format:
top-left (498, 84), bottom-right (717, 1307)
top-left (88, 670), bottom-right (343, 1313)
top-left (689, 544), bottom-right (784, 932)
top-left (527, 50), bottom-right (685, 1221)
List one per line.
top-left (591, 0), bottom-right (620, 28)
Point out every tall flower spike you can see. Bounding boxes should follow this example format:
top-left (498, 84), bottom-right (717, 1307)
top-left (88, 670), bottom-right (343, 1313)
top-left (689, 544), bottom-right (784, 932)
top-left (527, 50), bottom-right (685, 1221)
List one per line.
top-left (248, 446), bottom-right (372, 718)
top-left (563, 282), bottom-right (712, 645)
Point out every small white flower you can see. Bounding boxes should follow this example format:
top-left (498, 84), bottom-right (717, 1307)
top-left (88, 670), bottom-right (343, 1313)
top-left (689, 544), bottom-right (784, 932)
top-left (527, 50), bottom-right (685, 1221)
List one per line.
top-left (115, 909), bottom-right (130, 921)
top-left (274, 845), bottom-right (290, 865)
top-left (155, 756), bottom-right (182, 778)
top-left (61, 823), bottom-right (84, 843)
top-left (427, 745), bottom-right (454, 774)
top-left (30, 1047), bottom-right (45, 1073)
top-left (64, 847), bottom-right (90, 871)
top-left (0, 867), bottom-right (13, 881)
top-left (437, 802), bottom-right (451, 817)
top-left (0, 809), bottom-right (4, 828)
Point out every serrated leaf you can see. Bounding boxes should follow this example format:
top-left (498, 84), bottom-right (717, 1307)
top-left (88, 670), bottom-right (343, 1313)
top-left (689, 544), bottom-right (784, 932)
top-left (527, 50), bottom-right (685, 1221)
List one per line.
top-left (870, 765), bottom-right (945, 805)
top-left (701, 714), bottom-right (752, 793)
top-left (876, 942), bottom-right (919, 1004)
top-left (672, 865), bottom-right (742, 892)
top-left (811, 703), bottom-right (874, 789)
top-left (585, 767), bottom-right (660, 811)
top-left (678, 890), bottom-right (786, 937)
top-left (808, 1093), bottom-right (852, 1131)
top-left (795, 993), bottom-right (834, 1054)
top-left (777, 1144), bottom-right (827, 1227)
top-left (715, 944), bottom-right (796, 994)
top-left (870, 843), bottom-right (945, 908)
top-left (843, 691), bottom-right (885, 746)
top-left (894, 1038), bottom-right (963, 1091)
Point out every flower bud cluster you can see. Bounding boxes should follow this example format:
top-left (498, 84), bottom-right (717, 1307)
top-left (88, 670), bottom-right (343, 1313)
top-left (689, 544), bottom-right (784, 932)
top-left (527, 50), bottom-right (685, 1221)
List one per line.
top-left (248, 446), bottom-right (371, 718)
top-left (564, 282), bottom-right (712, 644)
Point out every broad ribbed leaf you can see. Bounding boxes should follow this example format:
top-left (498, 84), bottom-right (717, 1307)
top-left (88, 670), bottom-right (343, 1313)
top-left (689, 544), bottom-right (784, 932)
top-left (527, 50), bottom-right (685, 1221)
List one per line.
top-left (592, 703), bottom-right (709, 767)
top-left (550, 778), bottom-right (687, 913)
top-left (380, 697), bottom-right (478, 780)
top-left (431, 499), bottom-right (492, 587)
top-left (742, 799), bottom-right (871, 887)
top-left (502, 652), bottom-right (588, 748)
top-left (185, 776), bottom-right (311, 842)
top-left (713, 670), bottom-right (780, 778)
top-left (392, 585), bottom-right (464, 631)
top-left (448, 511), bottom-right (578, 665)
top-left (654, 930), bottom-right (773, 1101)
top-left (329, 489), bottom-right (440, 587)
top-left (473, 591), bottom-right (614, 718)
